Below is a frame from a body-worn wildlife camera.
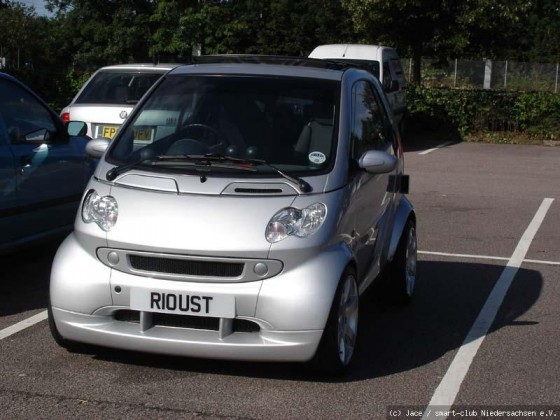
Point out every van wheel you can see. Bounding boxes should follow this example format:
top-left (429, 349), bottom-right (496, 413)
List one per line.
top-left (387, 220), bottom-right (417, 304)
top-left (311, 267), bottom-right (359, 374)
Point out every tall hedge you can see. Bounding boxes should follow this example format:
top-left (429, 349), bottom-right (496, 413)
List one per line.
top-left (407, 87), bottom-right (560, 140)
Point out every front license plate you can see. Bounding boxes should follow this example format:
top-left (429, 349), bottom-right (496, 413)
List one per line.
top-left (100, 124), bottom-right (120, 140)
top-left (130, 288), bottom-right (235, 318)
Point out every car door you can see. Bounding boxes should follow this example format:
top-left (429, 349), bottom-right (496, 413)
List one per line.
top-left (0, 77), bottom-right (87, 244)
top-left (0, 113), bottom-right (19, 247)
top-left (347, 79), bottom-right (398, 285)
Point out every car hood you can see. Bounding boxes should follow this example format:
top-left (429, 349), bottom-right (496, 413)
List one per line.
top-left (102, 174), bottom-right (299, 258)
top-left (94, 159), bottom-right (333, 196)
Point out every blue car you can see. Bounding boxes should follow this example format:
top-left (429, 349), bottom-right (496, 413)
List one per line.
top-left (0, 73), bottom-right (93, 252)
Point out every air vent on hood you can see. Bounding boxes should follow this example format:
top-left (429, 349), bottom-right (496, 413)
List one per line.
top-left (222, 182), bottom-right (298, 196)
top-left (234, 188), bottom-right (283, 194)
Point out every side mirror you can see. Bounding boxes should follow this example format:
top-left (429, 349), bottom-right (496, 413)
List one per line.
top-left (24, 128), bottom-right (50, 143)
top-left (66, 121), bottom-right (88, 137)
top-left (86, 138), bottom-right (110, 159)
top-left (358, 150), bottom-right (397, 174)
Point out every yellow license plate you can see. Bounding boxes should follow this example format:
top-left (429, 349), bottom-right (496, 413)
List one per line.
top-left (133, 127), bottom-right (155, 142)
top-left (101, 125), bottom-right (120, 140)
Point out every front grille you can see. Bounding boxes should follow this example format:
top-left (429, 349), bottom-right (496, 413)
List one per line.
top-left (233, 319), bottom-right (260, 333)
top-left (152, 313), bottom-right (220, 330)
top-left (113, 310), bottom-right (261, 334)
top-left (114, 310), bottom-right (140, 323)
top-left (129, 255), bottom-right (244, 277)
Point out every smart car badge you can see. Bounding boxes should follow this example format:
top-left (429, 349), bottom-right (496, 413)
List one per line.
top-left (119, 110), bottom-right (128, 120)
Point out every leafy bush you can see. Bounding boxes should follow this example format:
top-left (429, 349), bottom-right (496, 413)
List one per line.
top-left (5, 68), bottom-right (91, 113)
top-left (407, 87), bottom-right (560, 140)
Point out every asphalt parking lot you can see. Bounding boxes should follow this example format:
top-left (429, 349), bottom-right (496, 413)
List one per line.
top-left (1, 137), bottom-right (559, 419)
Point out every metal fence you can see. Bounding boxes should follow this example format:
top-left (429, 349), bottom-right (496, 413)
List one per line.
top-left (405, 58), bottom-right (560, 93)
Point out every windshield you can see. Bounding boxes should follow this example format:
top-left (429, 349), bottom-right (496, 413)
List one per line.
top-left (75, 70), bottom-right (164, 105)
top-left (108, 74), bottom-right (339, 176)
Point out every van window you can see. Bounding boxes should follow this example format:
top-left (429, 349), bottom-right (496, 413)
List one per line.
top-left (382, 62), bottom-right (392, 88)
top-left (390, 58), bottom-right (404, 77)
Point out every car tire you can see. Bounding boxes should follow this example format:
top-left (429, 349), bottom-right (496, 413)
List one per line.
top-left (310, 267), bottom-right (359, 375)
top-left (387, 219), bottom-right (417, 304)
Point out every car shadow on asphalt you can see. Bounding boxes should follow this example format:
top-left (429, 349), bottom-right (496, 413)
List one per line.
top-left (402, 123), bottom-right (462, 154)
top-left (83, 259), bottom-right (542, 383)
top-left (0, 238), bottom-right (63, 316)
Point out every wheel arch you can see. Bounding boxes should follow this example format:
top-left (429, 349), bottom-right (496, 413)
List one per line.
top-left (256, 242), bottom-right (355, 331)
top-left (387, 196), bottom-right (416, 262)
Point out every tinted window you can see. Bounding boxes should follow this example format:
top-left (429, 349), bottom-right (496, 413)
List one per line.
top-left (109, 75), bottom-right (339, 175)
top-left (382, 62), bottom-right (392, 87)
top-left (390, 58), bottom-right (404, 77)
top-left (75, 71), bottom-right (164, 105)
top-left (351, 81), bottom-right (391, 158)
top-left (0, 79), bottom-right (57, 144)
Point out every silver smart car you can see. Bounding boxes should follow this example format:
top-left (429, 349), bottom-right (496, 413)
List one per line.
top-left (49, 56), bottom-right (417, 373)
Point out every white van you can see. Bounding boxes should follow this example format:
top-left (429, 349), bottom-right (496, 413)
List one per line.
top-left (309, 44), bottom-right (407, 133)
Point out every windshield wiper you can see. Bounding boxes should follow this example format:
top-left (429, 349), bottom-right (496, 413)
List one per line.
top-left (106, 151), bottom-right (157, 181)
top-left (151, 154), bottom-right (257, 172)
top-left (181, 153), bottom-right (313, 193)
top-left (107, 153), bottom-right (312, 193)
top-left (106, 152), bottom-right (250, 181)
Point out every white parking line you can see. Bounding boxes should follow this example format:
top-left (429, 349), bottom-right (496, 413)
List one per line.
top-left (418, 141), bottom-right (455, 155)
top-left (419, 250), bottom-right (560, 266)
top-left (423, 197), bottom-right (554, 419)
top-left (418, 250), bottom-right (509, 262)
top-left (0, 310), bottom-right (47, 341)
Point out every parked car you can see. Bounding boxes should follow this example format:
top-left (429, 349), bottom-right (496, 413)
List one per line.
top-left (49, 56), bottom-right (416, 373)
top-left (0, 72), bottom-right (91, 252)
top-left (309, 44), bottom-right (407, 134)
top-left (60, 63), bottom-right (179, 141)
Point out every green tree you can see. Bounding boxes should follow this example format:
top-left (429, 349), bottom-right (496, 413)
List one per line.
top-left (525, 0), bottom-right (560, 62)
top-left (0, 1), bottom-right (38, 70)
top-left (342, 0), bottom-right (532, 85)
top-left (150, 0), bottom-right (193, 61)
top-left (46, 0), bottom-right (156, 68)
top-left (174, 0), bottom-right (353, 56)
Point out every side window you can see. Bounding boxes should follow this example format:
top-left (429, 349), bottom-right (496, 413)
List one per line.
top-left (351, 81), bottom-right (391, 158)
top-left (390, 57), bottom-right (406, 86)
top-left (382, 61), bottom-right (392, 88)
top-left (0, 79), bottom-right (57, 144)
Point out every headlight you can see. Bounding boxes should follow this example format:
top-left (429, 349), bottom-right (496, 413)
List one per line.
top-left (82, 190), bottom-right (118, 231)
top-left (265, 203), bottom-right (327, 243)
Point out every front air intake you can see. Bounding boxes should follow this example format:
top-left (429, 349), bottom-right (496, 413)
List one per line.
top-left (129, 255), bottom-right (244, 277)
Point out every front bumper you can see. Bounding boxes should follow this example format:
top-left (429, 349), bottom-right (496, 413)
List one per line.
top-left (52, 307), bottom-right (322, 362)
top-left (50, 234), bottom-right (351, 362)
